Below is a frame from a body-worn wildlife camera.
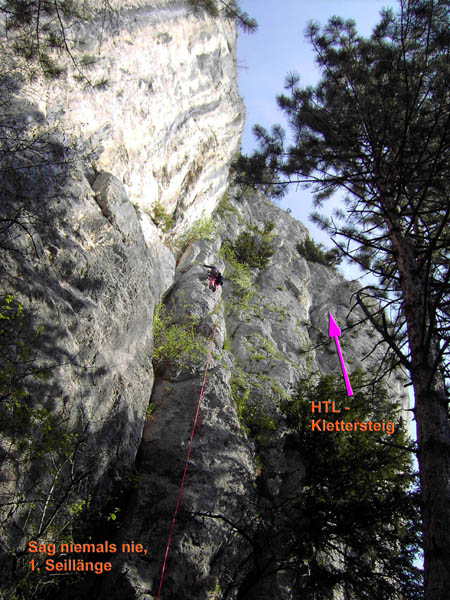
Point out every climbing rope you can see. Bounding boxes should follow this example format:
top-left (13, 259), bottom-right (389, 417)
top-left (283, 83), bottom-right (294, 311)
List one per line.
top-left (156, 293), bottom-right (218, 600)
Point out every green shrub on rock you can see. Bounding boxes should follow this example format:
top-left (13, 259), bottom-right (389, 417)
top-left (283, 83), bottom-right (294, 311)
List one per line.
top-left (274, 372), bottom-right (422, 599)
top-left (151, 201), bottom-right (173, 232)
top-left (178, 214), bottom-right (215, 250)
top-left (232, 222), bottom-right (274, 269)
top-left (152, 302), bottom-right (207, 371)
top-left (296, 238), bottom-right (341, 267)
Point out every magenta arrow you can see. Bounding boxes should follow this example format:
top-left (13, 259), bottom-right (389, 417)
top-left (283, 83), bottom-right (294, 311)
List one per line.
top-left (328, 312), bottom-right (353, 397)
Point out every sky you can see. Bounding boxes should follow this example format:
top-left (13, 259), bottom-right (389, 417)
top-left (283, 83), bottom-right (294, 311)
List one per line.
top-left (236, 0), bottom-right (398, 279)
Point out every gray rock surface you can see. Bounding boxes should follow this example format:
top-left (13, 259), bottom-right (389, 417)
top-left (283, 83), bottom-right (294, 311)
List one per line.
top-left (27, 0), bottom-right (244, 238)
top-left (94, 192), bottom-right (408, 599)
top-left (0, 144), bottom-right (173, 516)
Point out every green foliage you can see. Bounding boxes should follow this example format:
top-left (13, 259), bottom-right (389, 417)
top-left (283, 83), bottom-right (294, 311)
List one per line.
top-left (231, 151), bottom-right (288, 199)
top-left (241, 402), bottom-right (276, 448)
top-left (125, 466), bottom-right (141, 490)
top-left (207, 582), bottom-right (222, 599)
top-left (152, 302), bottom-right (207, 371)
top-left (92, 76), bottom-right (109, 90)
top-left (230, 370), bottom-right (250, 431)
top-left (145, 402), bottom-right (157, 422)
top-left (296, 238), bottom-right (341, 267)
top-left (151, 201), bottom-right (173, 232)
top-left (274, 372), bottom-right (423, 599)
top-left (220, 243), bottom-right (252, 288)
top-left (218, 221), bottom-right (274, 315)
top-left (238, 26), bottom-right (450, 598)
top-left (0, 295), bottom-right (96, 598)
top-left (94, 465), bottom-right (141, 537)
top-left (186, 0), bottom-right (257, 33)
top-left (263, 301), bottom-right (290, 321)
top-left (242, 8), bottom-right (450, 588)
top-left (106, 506), bottom-right (121, 522)
top-left (79, 53), bottom-right (98, 68)
top-left (69, 499), bottom-right (87, 517)
top-left (230, 370), bottom-right (275, 448)
top-left (1, 0), bottom-right (91, 80)
top-left (218, 243), bottom-right (253, 312)
top-left (231, 222), bottom-right (275, 269)
top-left (244, 334), bottom-right (280, 362)
top-left (222, 335), bottom-right (232, 352)
top-left (215, 189), bottom-right (240, 220)
top-left (178, 213), bottom-right (215, 250)
top-left (0, 294), bottom-right (46, 418)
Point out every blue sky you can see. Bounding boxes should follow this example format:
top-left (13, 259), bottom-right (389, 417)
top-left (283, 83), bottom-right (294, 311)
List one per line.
top-left (237, 0), bottom-right (398, 259)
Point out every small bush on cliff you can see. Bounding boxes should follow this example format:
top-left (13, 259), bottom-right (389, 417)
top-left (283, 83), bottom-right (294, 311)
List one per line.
top-left (219, 244), bottom-right (252, 290)
top-left (215, 190), bottom-right (240, 220)
top-left (218, 221), bottom-right (274, 315)
top-left (232, 222), bottom-right (275, 269)
top-left (296, 238), bottom-right (341, 267)
top-left (178, 214), bottom-right (215, 250)
top-left (152, 302), bottom-right (207, 371)
top-left (218, 244), bottom-right (255, 318)
top-left (151, 201), bottom-right (173, 232)
top-left (230, 369), bottom-right (276, 448)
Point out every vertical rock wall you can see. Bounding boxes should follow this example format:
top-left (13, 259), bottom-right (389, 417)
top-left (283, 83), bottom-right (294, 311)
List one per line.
top-left (95, 191), bottom-right (408, 599)
top-left (29, 0), bottom-right (244, 239)
top-left (0, 3), bottom-right (244, 594)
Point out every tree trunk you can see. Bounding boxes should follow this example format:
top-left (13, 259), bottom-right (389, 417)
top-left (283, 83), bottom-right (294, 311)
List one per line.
top-left (387, 215), bottom-right (450, 600)
top-left (414, 371), bottom-right (450, 600)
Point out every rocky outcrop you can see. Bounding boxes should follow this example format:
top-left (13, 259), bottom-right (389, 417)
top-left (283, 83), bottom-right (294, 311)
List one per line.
top-left (92, 191), bottom-right (408, 600)
top-left (1, 2), bottom-right (245, 596)
top-left (0, 145), bottom-right (172, 514)
top-left (29, 0), bottom-right (244, 238)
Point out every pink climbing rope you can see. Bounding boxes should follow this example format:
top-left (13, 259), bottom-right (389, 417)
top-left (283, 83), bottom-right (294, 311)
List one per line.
top-left (156, 294), bottom-right (219, 600)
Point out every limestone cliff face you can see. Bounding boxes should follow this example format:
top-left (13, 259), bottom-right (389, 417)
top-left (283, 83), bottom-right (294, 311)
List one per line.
top-left (0, 3), bottom-right (242, 595)
top-left (0, 3), bottom-right (407, 600)
top-left (30, 0), bottom-right (243, 239)
top-left (93, 191), bottom-right (407, 600)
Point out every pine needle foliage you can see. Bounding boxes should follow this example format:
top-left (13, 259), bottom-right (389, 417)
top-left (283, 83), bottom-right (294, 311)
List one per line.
top-left (296, 238), bottom-right (341, 267)
top-left (1, 0), bottom-right (91, 80)
top-left (187, 0), bottom-right (257, 33)
top-left (248, 372), bottom-right (423, 600)
top-left (230, 222), bottom-right (275, 270)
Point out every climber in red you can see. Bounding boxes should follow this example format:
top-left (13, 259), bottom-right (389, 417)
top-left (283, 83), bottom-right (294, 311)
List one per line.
top-left (204, 264), bottom-right (224, 293)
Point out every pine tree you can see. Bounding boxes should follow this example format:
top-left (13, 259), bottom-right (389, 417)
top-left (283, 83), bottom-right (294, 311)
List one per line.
top-left (281, 374), bottom-right (422, 600)
top-left (236, 2), bottom-right (450, 598)
top-left (187, 0), bottom-right (257, 33)
top-left (238, 373), bottom-right (422, 600)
